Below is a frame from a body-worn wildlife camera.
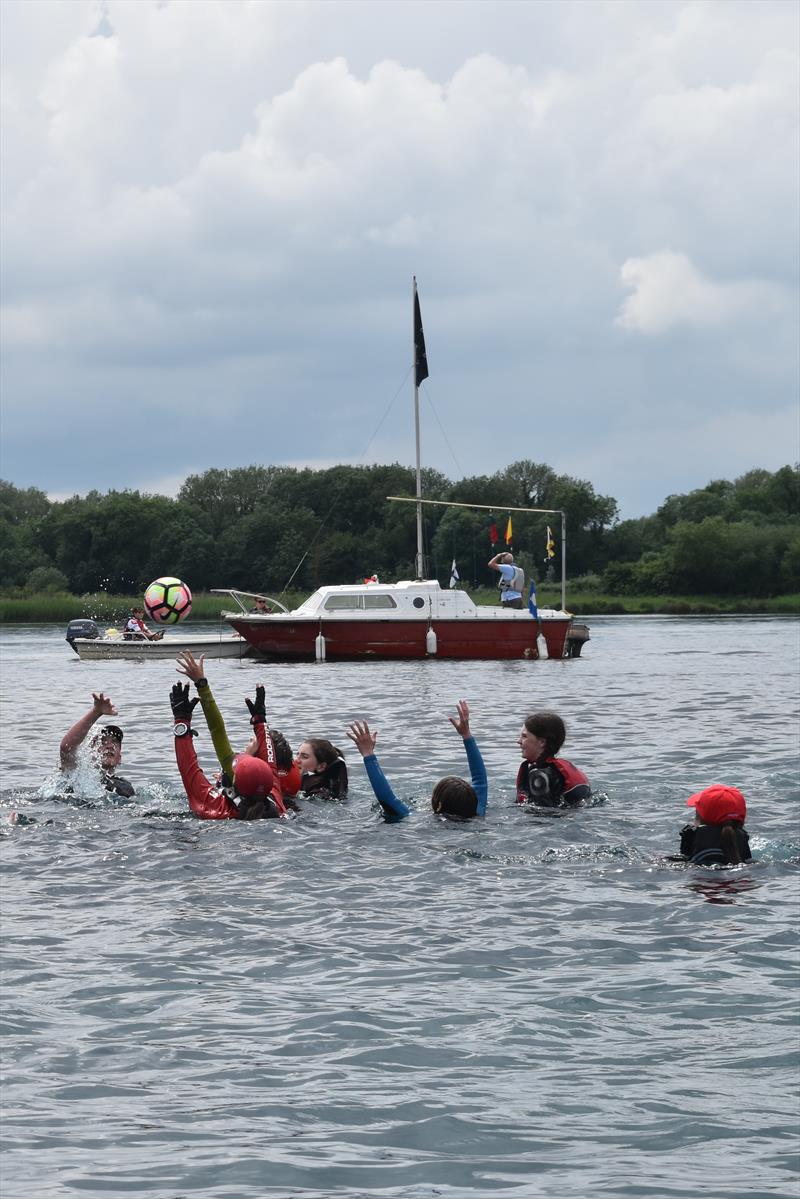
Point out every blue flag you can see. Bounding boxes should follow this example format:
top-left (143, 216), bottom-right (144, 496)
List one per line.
top-left (528, 580), bottom-right (538, 619)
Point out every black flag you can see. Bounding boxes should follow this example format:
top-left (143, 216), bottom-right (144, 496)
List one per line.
top-left (414, 285), bottom-right (429, 386)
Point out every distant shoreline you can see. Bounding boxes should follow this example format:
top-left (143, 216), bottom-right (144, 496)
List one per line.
top-left (1, 589), bottom-right (797, 623)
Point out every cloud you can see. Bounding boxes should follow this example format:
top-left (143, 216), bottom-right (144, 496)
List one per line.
top-left (0, 0), bottom-right (798, 519)
top-left (616, 251), bottom-right (789, 334)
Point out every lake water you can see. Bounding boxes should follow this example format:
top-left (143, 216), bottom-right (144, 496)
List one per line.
top-left (1, 616), bottom-right (798, 1199)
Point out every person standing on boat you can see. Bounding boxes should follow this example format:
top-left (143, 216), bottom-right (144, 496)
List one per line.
top-left (59, 692), bottom-right (135, 798)
top-left (488, 552), bottom-right (525, 610)
top-left (346, 701), bottom-right (487, 822)
top-left (125, 607), bottom-right (163, 641)
top-left (516, 712), bottom-right (591, 808)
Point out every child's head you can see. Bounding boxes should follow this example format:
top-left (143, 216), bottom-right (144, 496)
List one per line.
top-left (687, 784), bottom-right (746, 826)
top-left (431, 776), bottom-right (478, 819)
top-left (520, 711), bottom-right (565, 760)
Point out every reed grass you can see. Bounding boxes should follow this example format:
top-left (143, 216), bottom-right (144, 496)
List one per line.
top-left (1, 588), bottom-right (797, 623)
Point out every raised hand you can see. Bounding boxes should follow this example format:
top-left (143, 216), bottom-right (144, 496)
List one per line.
top-left (448, 699), bottom-right (471, 739)
top-left (346, 720), bottom-right (378, 757)
top-left (245, 684), bottom-right (267, 726)
top-left (91, 692), bottom-right (118, 717)
top-left (170, 682), bottom-right (200, 721)
top-left (176, 650), bottom-right (206, 683)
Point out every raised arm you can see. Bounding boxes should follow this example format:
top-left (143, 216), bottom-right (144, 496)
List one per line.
top-left (346, 720), bottom-right (411, 821)
top-left (449, 700), bottom-right (488, 817)
top-left (60, 693), bottom-right (117, 769)
top-left (176, 651), bottom-right (235, 778)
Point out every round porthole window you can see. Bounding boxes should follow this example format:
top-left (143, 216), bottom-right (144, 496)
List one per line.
top-left (412, 596), bottom-right (425, 609)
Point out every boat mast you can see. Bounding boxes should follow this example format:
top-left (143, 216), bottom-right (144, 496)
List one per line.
top-left (413, 276), bottom-right (425, 580)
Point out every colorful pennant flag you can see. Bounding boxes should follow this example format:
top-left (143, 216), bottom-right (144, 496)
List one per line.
top-left (546, 526), bottom-right (555, 559)
top-left (528, 580), bottom-right (538, 619)
top-left (504, 516), bottom-right (513, 546)
top-left (414, 281), bottom-right (429, 387)
top-left (488, 513), bottom-right (498, 546)
top-left (449, 559), bottom-right (459, 589)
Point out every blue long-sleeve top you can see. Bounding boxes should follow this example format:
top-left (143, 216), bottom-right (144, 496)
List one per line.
top-left (362, 735), bottom-right (488, 821)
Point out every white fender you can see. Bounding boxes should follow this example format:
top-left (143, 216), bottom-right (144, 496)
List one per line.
top-left (425, 626), bottom-right (438, 655)
top-left (537, 632), bottom-right (549, 660)
top-left (314, 631), bottom-right (326, 662)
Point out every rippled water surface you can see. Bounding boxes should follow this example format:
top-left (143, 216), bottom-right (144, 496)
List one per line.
top-left (1, 617), bottom-right (799, 1198)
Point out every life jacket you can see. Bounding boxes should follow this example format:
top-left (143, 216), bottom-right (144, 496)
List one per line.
top-left (499, 566), bottom-right (525, 595)
top-left (516, 757), bottom-right (591, 807)
top-left (679, 823), bottom-right (751, 866)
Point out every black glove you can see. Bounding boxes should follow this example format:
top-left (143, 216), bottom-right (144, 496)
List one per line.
top-left (170, 682), bottom-right (199, 721)
top-left (245, 684), bottom-right (266, 726)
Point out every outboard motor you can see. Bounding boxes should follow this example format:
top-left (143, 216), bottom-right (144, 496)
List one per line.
top-left (66, 618), bottom-right (100, 654)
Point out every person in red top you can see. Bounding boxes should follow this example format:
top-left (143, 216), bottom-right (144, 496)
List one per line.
top-left (170, 680), bottom-right (286, 821)
top-left (516, 711), bottom-right (591, 808)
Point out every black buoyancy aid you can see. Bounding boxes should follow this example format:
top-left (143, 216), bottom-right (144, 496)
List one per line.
top-left (516, 757), bottom-right (591, 806)
top-left (679, 823), bottom-right (751, 866)
top-left (102, 772), bottom-right (135, 798)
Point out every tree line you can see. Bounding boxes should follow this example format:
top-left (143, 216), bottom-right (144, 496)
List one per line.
top-left (0, 461), bottom-right (797, 599)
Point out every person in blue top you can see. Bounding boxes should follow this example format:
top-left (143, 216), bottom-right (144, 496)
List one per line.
top-left (346, 700), bottom-right (488, 821)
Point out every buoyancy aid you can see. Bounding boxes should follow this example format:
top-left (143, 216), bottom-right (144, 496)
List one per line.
top-left (679, 822), bottom-right (751, 866)
top-left (516, 757), bottom-right (591, 807)
top-left (499, 566), bottom-right (525, 595)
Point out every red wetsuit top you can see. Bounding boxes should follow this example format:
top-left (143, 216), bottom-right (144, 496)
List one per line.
top-left (277, 762), bottom-right (302, 797)
top-left (516, 757), bottom-right (591, 807)
top-left (175, 723), bottom-right (286, 820)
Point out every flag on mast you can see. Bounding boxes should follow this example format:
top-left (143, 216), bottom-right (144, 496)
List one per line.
top-left (528, 580), bottom-right (538, 619)
top-left (546, 526), bottom-right (555, 559)
top-left (414, 281), bottom-right (428, 386)
top-left (505, 515), bottom-right (513, 546)
top-left (449, 559), bottom-right (459, 589)
top-left (488, 512), bottom-right (498, 546)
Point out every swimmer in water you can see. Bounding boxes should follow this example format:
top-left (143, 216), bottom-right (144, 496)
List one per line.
top-left (59, 692), bottom-right (135, 798)
top-left (294, 738), bottom-right (348, 800)
top-left (171, 658), bottom-right (286, 820)
top-left (516, 711), bottom-right (591, 808)
top-left (346, 700), bottom-right (487, 821)
top-left (677, 784), bottom-right (752, 866)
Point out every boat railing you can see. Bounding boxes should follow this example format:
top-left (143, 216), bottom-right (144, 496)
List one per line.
top-left (210, 589), bottom-right (290, 615)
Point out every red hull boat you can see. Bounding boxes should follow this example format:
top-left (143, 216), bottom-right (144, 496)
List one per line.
top-left (222, 582), bottom-right (587, 662)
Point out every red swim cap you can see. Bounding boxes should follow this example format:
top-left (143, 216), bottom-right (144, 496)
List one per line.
top-left (687, 784), bottom-right (746, 825)
top-left (232, 754), bottom-right (274, 799)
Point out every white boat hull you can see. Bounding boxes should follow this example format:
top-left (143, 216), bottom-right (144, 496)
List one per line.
top-left (71, 634), bottom-right (251, 661)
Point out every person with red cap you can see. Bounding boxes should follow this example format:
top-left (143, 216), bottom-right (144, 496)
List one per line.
top-left (678, 785), bottom-right (752, 866)
top-left (170, 675), bottom-right (286, 821)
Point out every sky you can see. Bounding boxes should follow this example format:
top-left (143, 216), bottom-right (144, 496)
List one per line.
top-left (1, 0), bottom-right (798, 520)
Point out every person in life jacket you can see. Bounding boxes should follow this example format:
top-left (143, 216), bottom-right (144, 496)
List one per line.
top-left (347, 700), bottom-right (487, 822)
top-left (170, 662), bottom-right (286, 821)
top-left (677, 785), bottom-right (751, 866)
top-left (59, 692), bottom-right (135, 798)
top-left (516, 711), bottom-right (591, 808)
top-left (176, 652), bottom-right (304, 805)
top-left (124, 607), bottom-right (163, 641)
top-left (488, 551), bottom-right (525, 609)
top-left (294, 738), bottom-right (349, 800)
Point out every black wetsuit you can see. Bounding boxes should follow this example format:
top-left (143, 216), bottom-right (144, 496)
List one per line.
top-left (679, 823), bottom-right (751, 866)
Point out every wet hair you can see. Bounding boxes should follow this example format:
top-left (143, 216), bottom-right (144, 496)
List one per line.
top-left (237, 796), bottom-right (278, 821)
top-left (271, 730), bottom-right (294, 771)
top-left (304, 738), bottom-right (344, 769)
top-left (720, 823), bottom-right (744, 865)
top-left (431, 776), bottom-right (478, 819)
top-left (524, 712), bottom-right (565, 757)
